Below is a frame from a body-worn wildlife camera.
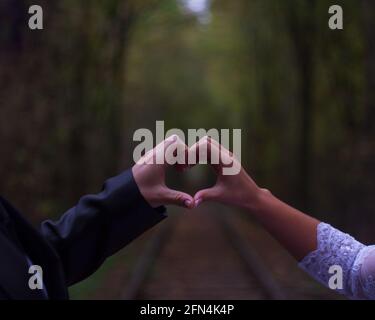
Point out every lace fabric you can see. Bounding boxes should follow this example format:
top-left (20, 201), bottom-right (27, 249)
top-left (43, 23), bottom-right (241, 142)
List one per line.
top-left (299, 222), bottom-right (375, 300)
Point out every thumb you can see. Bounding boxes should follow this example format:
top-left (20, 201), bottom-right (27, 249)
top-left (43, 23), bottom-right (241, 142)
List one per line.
top-left (163, 187), bottom-right (195, 209)
top-left (194, 187), bottom-right (220, 207)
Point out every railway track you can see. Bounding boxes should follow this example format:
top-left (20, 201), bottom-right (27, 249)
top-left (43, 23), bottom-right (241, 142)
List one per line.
top-left (121, 208), bottom-right (287, 300)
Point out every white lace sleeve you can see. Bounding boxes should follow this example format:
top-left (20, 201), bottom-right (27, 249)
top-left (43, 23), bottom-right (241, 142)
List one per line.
top-left (298, 222), bottom-right (375, 300)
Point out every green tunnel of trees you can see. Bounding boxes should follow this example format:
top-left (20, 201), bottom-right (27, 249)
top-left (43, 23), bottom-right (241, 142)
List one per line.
top-left (0, 0), bottom-right (374, 241)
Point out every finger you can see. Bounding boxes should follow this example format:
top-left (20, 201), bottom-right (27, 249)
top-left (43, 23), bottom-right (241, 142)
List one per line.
top-left (164, 135), bottom-right (190, 169)
top-left (163, 187), bottom-right (195, 209)
top-left (194, 136), bottom-right (237, 173)
top-left (205, 136), bottom-right (235, 166)
top-left (209, 137), bottom-right (236, 168)
top-left (147, 135), bottom-right (189, 166)
top-left (164, 134), bottom-right (179, 148)
top-left (154, 135), bottom-right (178, 164)
top-left (139, 135), bottom-right (177, 164)
top-left (194, 187), bottom-right (220, 207)
top-left (189, 136), bottom-right (221, 173)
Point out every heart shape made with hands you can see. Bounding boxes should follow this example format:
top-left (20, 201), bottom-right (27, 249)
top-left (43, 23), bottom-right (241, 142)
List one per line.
top-left (133, 135), bottom-right (243, 209)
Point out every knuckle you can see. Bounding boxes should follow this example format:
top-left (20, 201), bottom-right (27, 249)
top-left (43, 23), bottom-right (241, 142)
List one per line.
top-left (174, 193), bottom-right (182, 201)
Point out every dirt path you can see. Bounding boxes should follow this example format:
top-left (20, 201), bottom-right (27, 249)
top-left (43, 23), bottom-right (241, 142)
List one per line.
top-left (139, 210), bottom-right (268, 299)
top-left (85, 206), bottom-right (343, 300)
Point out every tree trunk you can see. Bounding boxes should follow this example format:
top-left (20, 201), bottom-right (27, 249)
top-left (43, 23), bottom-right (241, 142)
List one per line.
top-left (285, 1), bottom-right (317, 211)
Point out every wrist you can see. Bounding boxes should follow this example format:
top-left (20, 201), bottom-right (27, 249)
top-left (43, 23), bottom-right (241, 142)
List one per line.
top-left (244, 187), bottom-right (273, 215)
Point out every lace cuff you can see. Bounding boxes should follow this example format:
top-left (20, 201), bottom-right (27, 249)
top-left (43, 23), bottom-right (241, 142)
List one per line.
top-left (298, 222), bottom-right (375, 299)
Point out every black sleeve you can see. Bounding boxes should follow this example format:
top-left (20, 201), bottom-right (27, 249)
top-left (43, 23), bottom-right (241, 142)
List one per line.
top-left (39, 169), bottom-right (167, 286)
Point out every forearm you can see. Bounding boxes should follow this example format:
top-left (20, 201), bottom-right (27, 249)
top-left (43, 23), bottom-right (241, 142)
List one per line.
top-left (247, 189), bottom-right (320, 261)
top-left (246, 189), bottom-right (375, 299)
top-left (41, 169), bottom-right (166, 285)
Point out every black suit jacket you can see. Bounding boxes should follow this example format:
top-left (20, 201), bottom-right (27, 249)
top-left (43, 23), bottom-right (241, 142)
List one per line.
top-left (0, 169), bottom-right (166, 300)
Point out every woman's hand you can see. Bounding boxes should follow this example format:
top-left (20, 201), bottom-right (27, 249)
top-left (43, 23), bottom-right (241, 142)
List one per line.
top-left (132, 135), bottom-right (195, 209)
top-left (191, 136), bottom-right (268, 212)
top-left (191, 136), bottom-right (320, 261)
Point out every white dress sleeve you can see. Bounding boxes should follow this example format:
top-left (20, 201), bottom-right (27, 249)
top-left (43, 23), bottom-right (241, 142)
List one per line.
top-left (299, 222), bottom-right (375, 300)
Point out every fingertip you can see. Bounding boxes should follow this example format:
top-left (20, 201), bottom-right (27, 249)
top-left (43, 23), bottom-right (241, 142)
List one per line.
top-left (184, 199), bottom-right (195, 209)
top-left (165, 134), bottom-right (178, 147)
top-left (194, 190), bottom-right (204, 201)
top-left (194, 198), bottom-right (202, 207)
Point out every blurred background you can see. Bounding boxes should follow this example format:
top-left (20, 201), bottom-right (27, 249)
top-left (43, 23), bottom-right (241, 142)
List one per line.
top-left (0, 0), bottom-right (374, 299)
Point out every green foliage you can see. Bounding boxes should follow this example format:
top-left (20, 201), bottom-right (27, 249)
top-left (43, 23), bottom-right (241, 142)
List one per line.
top-left (0, 1), bottom-right (374, 288)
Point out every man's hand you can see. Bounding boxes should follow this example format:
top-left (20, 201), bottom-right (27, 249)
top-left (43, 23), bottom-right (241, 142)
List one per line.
top-left (132, 135), bottom-right (195, 209)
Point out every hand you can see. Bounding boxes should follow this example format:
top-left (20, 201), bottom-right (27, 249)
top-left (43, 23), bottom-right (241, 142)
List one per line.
top-left (132, 135), bottom-right (195, 209)
top-left (191, 136), bottom-right (267, 212)
top-left (189, 137), bottom-right (320, 264)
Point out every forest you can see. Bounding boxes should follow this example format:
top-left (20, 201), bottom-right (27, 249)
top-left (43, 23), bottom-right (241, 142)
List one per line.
top-left (0, 0), bottom-right (374, 299)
